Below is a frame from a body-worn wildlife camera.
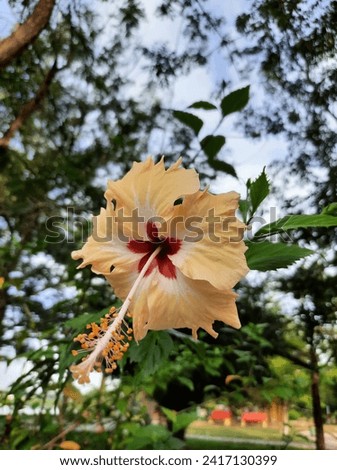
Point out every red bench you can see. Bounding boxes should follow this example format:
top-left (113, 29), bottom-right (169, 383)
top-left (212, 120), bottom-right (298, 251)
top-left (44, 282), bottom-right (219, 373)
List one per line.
top-left (241, 411), bottom-right (268, 427)
top-left (210, 410), bottom-right (232, 425)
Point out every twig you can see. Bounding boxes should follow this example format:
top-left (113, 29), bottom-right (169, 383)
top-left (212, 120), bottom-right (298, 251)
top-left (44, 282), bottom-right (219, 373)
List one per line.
top-left (42, 421), bottom-right (80, 450)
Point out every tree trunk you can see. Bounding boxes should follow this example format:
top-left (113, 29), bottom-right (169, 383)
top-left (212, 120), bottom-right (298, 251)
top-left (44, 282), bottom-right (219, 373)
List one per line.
top-left (310, 348), bottom-right (325, 449)
top-left (0, 0), bottom-right (55, 68)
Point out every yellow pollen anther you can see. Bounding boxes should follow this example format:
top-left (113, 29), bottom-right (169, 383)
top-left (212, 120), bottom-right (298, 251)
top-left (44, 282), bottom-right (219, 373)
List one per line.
top-left (70, 306), bottom-right (134, 382)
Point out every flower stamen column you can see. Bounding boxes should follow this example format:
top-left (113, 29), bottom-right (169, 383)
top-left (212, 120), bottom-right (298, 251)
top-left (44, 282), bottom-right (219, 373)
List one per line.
top-left (71, 245), bottom-right (162, 384)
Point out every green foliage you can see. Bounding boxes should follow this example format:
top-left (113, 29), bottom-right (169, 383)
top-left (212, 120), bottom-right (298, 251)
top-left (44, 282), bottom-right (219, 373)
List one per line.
top-left (64, 309), bottom-right (110, 333)
top-left (245, 241), bottom-right (313, 271)
top-left (240, 323), bottom-right (272, 349)
top-left (220, 86), bottom-right (250, 117)
top-left (188, 101), bottom-right (217, 110)
top-left (173, 88), bottom-right (251, 177)
top-left (262, 356), bottom-right (311, 406)
top-left (161, 407), bottom-right (197, 434)
top-left (247, 168), bottom-right (270, 219)
top-left (128, 331), bottom-right (174, 376)
top-left (172, 111), bottom-right (203, 136)
top-left (240, 168), bottom-right (270, 223)
top-left (124, 424), bottom-right (184, 450)
top-left (200, 135), bottom-right (226, 159)
top-left (322, 203), bottom-right (337, 216)
top-left (255, 208), bottom-right (337, 238)
top-left (207, 158), bottom-right (237, 177)
top-left (239, 167), bottom-right (327, 272)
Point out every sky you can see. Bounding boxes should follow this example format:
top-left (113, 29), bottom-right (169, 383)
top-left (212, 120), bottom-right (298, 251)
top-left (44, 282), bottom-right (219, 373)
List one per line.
top-left (0, 0), bottom-right (290, 393)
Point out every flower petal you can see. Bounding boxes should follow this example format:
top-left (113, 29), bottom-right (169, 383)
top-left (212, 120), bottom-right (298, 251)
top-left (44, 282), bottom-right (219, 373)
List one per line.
top-left (170, 238), bottom-right (248, 290)
top-left (106, 267), bottom-right (240, 341)
top-left (174, 189), bottom-right (241, 220)
top-left (104, 157), bottom-right (200, 224)
top-left (71, 208), bottom-right (143, 275)
top-left (168, 190), bottom-right (249, 289)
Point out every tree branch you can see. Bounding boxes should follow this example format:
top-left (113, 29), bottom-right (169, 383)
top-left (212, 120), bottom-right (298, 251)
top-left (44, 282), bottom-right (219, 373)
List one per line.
top-left (0, 60), bottom-right (58, 149)
top-left (0, 0), bottom-right (55, 69)
top-left (279, 350), bottom-right (312, 371)
top-left (41, 421), bottom-right (80, 450)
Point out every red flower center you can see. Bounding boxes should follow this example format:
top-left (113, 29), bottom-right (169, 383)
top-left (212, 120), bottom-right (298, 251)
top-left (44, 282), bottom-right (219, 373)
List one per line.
top-left (127, 222), bottom-right (181, 279)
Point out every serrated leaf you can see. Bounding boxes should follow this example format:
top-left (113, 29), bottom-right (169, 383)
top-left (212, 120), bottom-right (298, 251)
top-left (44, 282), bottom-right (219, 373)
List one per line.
top-left (245, 241), bottom-right (313, 271)
top-left (188, 101), bottom-right (217, 110)
top-left (220, 86), bottom-right (250, 117)
top-left (173, 110), bottom-right (203, 135)
top-left (200, 135), bottom-right (226, 159)
top-left (128, 331), bottom-right (174, 375)
top-left (255, 209), bottom-right (337, 237)
top-left (249, 167), bottom-right (270, 216)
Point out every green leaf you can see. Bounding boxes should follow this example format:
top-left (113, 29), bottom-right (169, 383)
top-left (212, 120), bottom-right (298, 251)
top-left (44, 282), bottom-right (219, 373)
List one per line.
top-left (125, 424), bottom-right (172, 450)
top-left (239, 199), bottom-right (249, 223)
top-left (200, 135), bottom-right (226, 159)
top-left (248, 167), bottom-right (270, 216)
top-left (173, 411), bottom-right (197, 433)
top-left (161, 407), bottom-right (177, 423)
top-left (255, 209), bottom-right (337, 237)
top-left (177, 376), bottom-right (194, 391)
top-left (188, 100), bottom-right (217, 110)
top-left (58, 343), bottom-right (73, 376)
top-left (173, 110), bottom-right (203, 135)
top-left (220, 86), bottom-right (250, 117)
top-left (161, 408), bottom-right (197, 434)
top-left (64, 310), bottom-right (108, 332)
top-left (322, 202), bottom-right (337, 216)
top-left (128, 331), bottom-right (174, 375)
top-left (245, 241), bottom-right (313, 271)
top-left (241, 323), bottom-right (272, 348)
top-left (208, 158), bottom-right (237, 177)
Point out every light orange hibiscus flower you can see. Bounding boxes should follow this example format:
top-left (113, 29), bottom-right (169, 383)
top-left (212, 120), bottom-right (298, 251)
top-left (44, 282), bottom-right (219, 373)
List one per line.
top-left (70, 157), bottom-right (248, 384)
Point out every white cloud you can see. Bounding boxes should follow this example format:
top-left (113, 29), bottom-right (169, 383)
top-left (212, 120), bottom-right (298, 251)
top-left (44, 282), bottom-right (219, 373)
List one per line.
top-left (0, 358), bottom-right (29, 392)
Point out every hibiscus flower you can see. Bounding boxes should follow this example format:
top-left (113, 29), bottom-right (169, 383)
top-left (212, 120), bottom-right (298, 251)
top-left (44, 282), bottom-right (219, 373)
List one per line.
top-left (70, 157), bottom-right (248, 383)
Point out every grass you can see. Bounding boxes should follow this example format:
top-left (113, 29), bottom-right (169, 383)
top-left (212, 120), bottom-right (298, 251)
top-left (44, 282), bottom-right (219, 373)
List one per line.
top-left (188, 422), bottom-right (284, 441)
top-left (186, 420), bottom-right (315, 449)
top-left (186, 438), bottom-right (285, 450)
